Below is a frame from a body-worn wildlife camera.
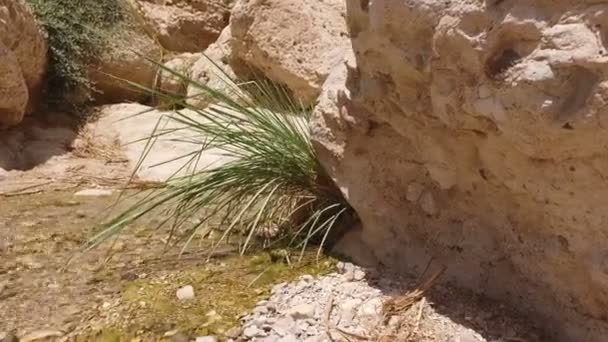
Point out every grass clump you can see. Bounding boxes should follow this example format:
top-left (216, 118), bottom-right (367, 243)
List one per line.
top-left (85, 58), bottom-right (353, 259)
top-left (26, 0), bottom-right (127, 107)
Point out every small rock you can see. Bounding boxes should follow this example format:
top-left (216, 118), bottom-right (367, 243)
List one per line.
top-left (448, 329), bottom-right (483, 342)
top-left (287, 303), bottom-right (316, 320)
top-left (224, 327), bottom-right (241, 339)
top-left (337, 262), bottom-right (355, 274)
top-left (248, 316), bottom-right (266, 328)
top-left (300, 274), bottom-right (314, 282)
top-left (358, 298), bottom-right (382, 318)
top-left (278, 334), bottom-right (299, 342)
top-left (74, 188), bottom-right (114, 197)
top-left (195, 336), bottom-right (217, 342)
top-left (163, 330), bottom-right (179, 337)
top-left (253, 305), bottom-right (268, 315)
top-left (17, 255), bottom-right (43, 270)
top-left (272, 316), bottom-right (295, 336)
top-left (176, 285), bottom-right (195, 300)
top-left (242, 326), bottom-right (260, 338)
top-left (271, 282), bottom-right (288, 294)
top-left (20, 330), bottom-right (64, 342)
top-left (353, 269), bottom-right (366, 281)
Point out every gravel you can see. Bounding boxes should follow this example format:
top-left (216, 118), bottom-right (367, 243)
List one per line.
top-left (237, 262), bottom-right (543, 342)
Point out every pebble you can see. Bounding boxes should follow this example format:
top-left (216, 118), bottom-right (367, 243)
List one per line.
top-left (243, 326), bottom-right (260, 338)
top-left (287, 303), bottom-right (315, 320)
top-left (74, 188), bottom-right (114, 197)
top-left (195, 337), bottom-right (217, 342)
top-left (240, 264), bottom-right (383, 341)
top-left (448, 329), bottom-right (485, 342)
top-left (20, 330), bottom-right (64, 342)
top-left (353, 269), bottom-right (366, 281)
top-left (176, 285), bottom-right (195, 300)
top-left (237, 263), bottom-right (519, 342)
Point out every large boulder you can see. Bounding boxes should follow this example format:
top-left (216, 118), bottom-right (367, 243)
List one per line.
top-left (159, 52), bottom-right (201, 98)
top-left (134, 0), bottom-right (234, 52)
top-left (186, 27), bottom-right (243, 109)
top-left (230, 0), bottom-right (349, 106)
top-left (91, 103), bottom-right (231, 181)
top-left (312, 1), bottom-right (608, 341)
top-left (0, 0), bottom-right (47, 127)
top-left (88, 28), bottom-right (162, 104)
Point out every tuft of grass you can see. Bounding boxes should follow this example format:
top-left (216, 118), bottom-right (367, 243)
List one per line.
top-left (26, 0), bottom-right (128, 108)
top-left (84, 57), bottom-right (353, 259)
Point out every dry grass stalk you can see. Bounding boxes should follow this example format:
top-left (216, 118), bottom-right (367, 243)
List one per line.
top-left (382, 265), bottom-right (446, 320)
top-left (72, 127), bottom-right (125, 162)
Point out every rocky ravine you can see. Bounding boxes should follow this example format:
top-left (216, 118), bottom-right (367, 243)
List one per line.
top-left (2, 0), bottom-right (607, 341)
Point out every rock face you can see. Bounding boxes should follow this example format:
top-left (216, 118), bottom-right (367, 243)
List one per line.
top-left (230, 0), bottom-right (349, 105)
top-left (135, 0), bottom-right (233, 52)
top-left (0, 0), bottom-right (47, 127)
top-left (312, 1), bottom-right (608, 341)
top-left (89, 29), bottom-right (162, 104)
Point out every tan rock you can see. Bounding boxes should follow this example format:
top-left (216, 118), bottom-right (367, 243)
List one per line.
top-left (313, 1), bottom-right (608, 341)
top-left (0, 46), bottom-right (28, 128)
top-left (91, 103), bottom-right (232, 181)
top-left (0, 0), bottom-right (47, 127)
top-left (187, 27), bottom-right (242, 109)
top-left (89, 28), bottom-right (162, 104)
top-left (159, 52), bottom-right (201, 97)
top-left (135, 0), bottom-right (233, 52)
top-left (230, 0), bottom-right (349, 105)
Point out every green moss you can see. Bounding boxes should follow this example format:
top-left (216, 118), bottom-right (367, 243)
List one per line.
top-left (120, 252), bottom-right (335, 338)
top-left (75, 328), bottom-right (133, 342)
top-left (25, 0), bottom-right (128, 109)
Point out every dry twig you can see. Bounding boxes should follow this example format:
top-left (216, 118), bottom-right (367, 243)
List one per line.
top-left (382, 265), bottom-right (445, 320)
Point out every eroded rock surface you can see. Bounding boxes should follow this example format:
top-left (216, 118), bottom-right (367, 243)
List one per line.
top-left (312, 1), bottom-right (608, 341)
top-left (187, 27), bottom-right (241, 108)
top-left (160, 52), bottom-right (202, 98)
top-left (230, 0), bottom-right (349, 105)
top-left (91, 103), bottom-right (231, 181)
top-left (0, 0), bottom-right (47, 127)
top-left (89, 28), bottom-right (162, 104)
top-left (135, 0), bottom-right (233, 52)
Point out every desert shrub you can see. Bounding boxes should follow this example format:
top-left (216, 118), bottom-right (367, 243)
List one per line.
top-left (86, 60), bottom-right (353, 259)
top-left (26, 0), bottom-right (128, 108)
